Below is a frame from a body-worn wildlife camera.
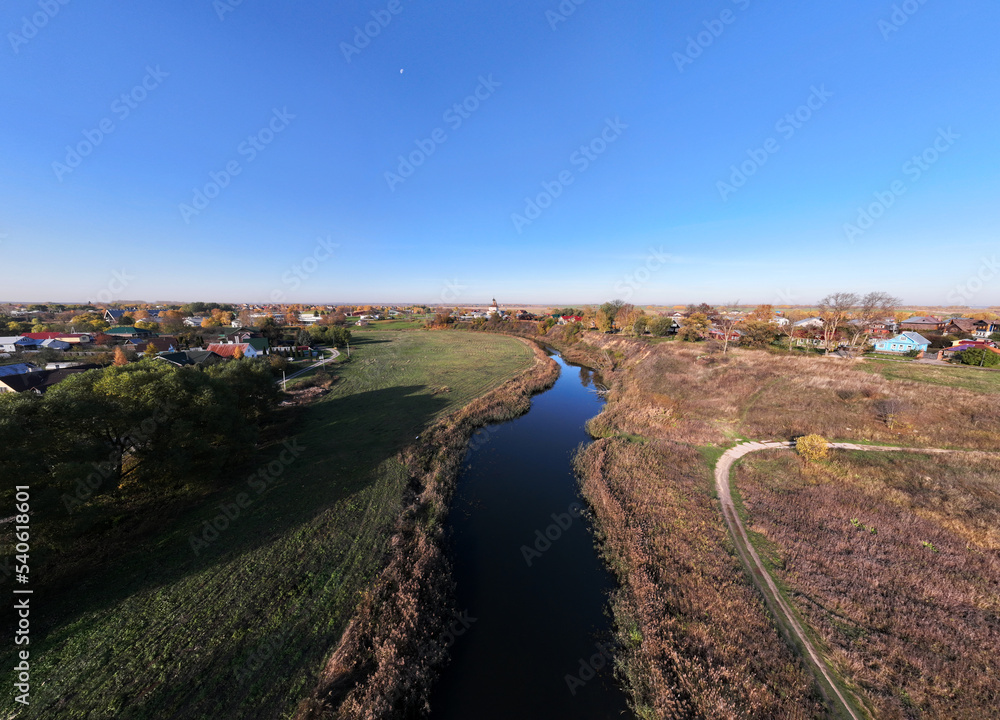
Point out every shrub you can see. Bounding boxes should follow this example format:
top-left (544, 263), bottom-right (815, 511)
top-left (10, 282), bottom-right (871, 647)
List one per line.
top-left (796, 434), bottom-right (829, 462)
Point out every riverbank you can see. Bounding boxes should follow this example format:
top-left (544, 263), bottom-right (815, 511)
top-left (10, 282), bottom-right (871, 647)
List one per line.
top-left (2, 330), bottom-right (539, 719)
top-left (296, 338), bottom-right (559, 719)
top-left (485, 323), bottom-right (1000, 718)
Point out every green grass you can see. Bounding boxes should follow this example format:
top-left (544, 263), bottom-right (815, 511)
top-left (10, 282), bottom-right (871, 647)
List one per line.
top-left (8, 330), bottom-right (533, 719)
top-left (355, 319), bottom-right (427, 330)
top-left (861, 358), bottom-right (1000, 394)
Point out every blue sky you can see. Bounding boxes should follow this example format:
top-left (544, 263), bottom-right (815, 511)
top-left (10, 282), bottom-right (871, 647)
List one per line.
top-left (1, 0), bottom-right (997, 306)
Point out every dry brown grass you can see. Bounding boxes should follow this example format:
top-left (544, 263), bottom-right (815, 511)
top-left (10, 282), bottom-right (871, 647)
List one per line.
top-left (735, 449), bottom-right (1000, 720)
top-left (521, 328), bottom-right (1000, 718)
top-left (576, 439), bottom-right (825, 719)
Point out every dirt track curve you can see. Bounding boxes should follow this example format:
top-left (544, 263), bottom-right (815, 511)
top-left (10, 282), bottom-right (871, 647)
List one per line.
top-left (715, 440), bottom-right (967, 720)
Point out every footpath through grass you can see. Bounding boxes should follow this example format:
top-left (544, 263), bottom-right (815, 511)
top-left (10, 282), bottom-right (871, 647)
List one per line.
top-left (7, 329), bottom-right (532, 719)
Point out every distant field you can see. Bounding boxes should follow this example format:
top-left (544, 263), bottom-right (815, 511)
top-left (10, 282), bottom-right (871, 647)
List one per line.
top-left (735, 449), bottom-right (1000, 720)
top-left (352, 318), bottom-right (428, 330)
top-left (861, 358), bottom-right (1000, 394)
top-left (9, 330), bottom-right (533, 719)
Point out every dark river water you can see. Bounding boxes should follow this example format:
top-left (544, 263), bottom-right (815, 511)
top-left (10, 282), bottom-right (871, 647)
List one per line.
top-left (428, 354), bottom-right (633, 719)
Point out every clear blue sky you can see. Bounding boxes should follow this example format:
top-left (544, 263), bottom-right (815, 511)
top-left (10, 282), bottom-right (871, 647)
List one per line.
top-left (1, 0), bottom-right (998, 306)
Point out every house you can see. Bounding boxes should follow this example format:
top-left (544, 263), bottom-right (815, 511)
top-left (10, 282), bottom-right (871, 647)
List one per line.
top-left (793, 317), bottom-right (824, 329)
top-left (41, 339), bottom-right (71, 351)
top-left (0, 363), bottom-right (40, 377)
top-left (156, 350), bottom-right (224, 368)
top-left (125, 336), bottom-right (179, 353)
top-left (103, 308), bottom-right (127, 324)
top-left (943, 318), bottom-right (978, 335)
top-left (184, 316), bottom-right (206, 327)
top-left (558, 315), bottom-right (583, 325)
top-left (974, 320), bottom-right (999, 339)
top-left (939, 340), bottom-right (1000, 361)
top-left (0, 365), bottom-right (99, 394)
top-left (772, 316), bottom-right (790, 327)
top-left (103, 326), bottom-right (154, 339)
top-left (870, 319), bottom-right (898, 338)
top-left (899, 316), bottom-right (943, 332)
top-left (872, 332), bottom-right (931, 354)
top-left (22, 332), bottom-right (94, 344)
top-left (205, 343), bottom-right (261, 359)
top-left (0, 336), bottom-right (43, 352)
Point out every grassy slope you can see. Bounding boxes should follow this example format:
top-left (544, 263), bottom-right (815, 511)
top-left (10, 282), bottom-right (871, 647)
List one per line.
top-left (861, 358), bottom-right (1000, 394)
top-left (7, 330), bottom-right (532, 720)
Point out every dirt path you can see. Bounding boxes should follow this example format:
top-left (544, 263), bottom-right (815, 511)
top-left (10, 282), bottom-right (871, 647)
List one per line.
top-left (714, 440), bottom-right (972, 720)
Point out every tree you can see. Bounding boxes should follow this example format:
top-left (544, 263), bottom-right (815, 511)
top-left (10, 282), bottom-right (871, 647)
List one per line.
top-left (648, 316), bottom-right (674, 337)
top-left (113, 346), bottom-right (129, 366)
top-left (846, 291), bottom-right (899, 355)
top-left (133, 309), bottom-right (150, 321)
top-left (232, 345), bottom-right (245, 360)
top-left (956, 348), bottom-right (1000, 368)
top-left (143, 343), bottom-right (158, 358)
top-left (119, 314), bottom-right (135, 326)
top-left (818, 292), bottom-right (859, 354)
top-left (740, 320), bottom-right (779, 348)
top-left (678, 313), bottom-right (709, 341)
top-left (596, 308), bottom-right (614, 333)
top-left (715, 302), bottom-right (743, 353)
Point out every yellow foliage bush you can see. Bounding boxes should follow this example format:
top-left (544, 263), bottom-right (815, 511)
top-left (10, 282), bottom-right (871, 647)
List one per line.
top-left (796, 434), bottom-right (829, 462)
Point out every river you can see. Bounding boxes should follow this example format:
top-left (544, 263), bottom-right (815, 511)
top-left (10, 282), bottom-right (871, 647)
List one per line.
top-left (428, 353), bottom-right (632, 719)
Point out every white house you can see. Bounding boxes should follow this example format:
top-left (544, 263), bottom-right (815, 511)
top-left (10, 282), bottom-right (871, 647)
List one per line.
top-left (793, 317), bottom-right (824, 329)
top-left (0, 336), bottom-right (26, 353)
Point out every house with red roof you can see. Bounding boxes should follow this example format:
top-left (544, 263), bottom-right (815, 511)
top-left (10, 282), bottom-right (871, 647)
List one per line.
top-left (206, 343), bottom-right (262, 359)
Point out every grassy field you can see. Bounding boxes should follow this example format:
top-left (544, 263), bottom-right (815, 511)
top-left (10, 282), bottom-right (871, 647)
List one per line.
top-left (734, 449), bottom-right (1000, 720)
top-left (861, 357), bottom-right (1000, 394)
top-left (7, 329), bottom-right (533, 719)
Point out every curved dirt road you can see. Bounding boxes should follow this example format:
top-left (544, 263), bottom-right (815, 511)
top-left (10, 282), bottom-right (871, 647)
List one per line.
top-left (715, 441), bottom-right (967, 720)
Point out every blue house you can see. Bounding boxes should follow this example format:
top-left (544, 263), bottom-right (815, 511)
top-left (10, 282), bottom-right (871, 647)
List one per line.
top-left (873, 332), bottom-right (931, 354)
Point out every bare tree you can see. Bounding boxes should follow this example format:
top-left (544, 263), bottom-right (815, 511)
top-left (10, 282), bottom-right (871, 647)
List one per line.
top-left (847, 291), bottom-right (900, 355)
top-left (818, 292), bottom-right (859, 355)
top-left (715, 301), bottom-right (742, 353)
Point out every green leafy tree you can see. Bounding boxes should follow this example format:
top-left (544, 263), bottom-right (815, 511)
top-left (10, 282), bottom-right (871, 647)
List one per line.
top-left (678, 313), bottom-right (710, 342)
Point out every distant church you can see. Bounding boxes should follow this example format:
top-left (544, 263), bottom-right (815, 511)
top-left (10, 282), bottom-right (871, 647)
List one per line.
top-left (487, 298), bottom-right (499, 316)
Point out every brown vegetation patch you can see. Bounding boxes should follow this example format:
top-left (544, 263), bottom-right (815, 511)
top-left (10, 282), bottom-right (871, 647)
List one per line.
top-left (736, 449), bottom-right (1000, 719)
top-left (576, 438), bottom-right (825, 719)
